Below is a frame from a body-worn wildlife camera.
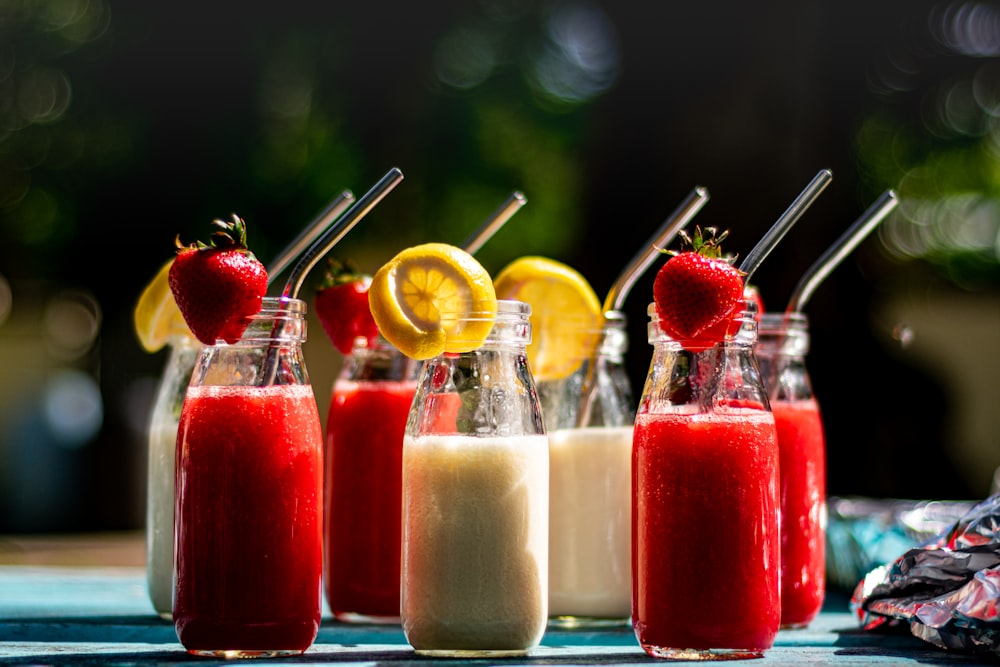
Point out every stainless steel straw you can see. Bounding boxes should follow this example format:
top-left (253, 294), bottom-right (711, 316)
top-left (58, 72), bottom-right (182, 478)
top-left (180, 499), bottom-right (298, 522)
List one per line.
top-left (266, 190), bottom-right (356, 284)
top-left (785, 189), bottom-right (898, 313)
top-left (461, 191), bottom-right (527, 255)
top-left (575, 186), bottom-right (711, 427)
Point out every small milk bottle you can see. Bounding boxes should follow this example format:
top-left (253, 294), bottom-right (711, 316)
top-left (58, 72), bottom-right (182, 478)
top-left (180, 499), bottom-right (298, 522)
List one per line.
top-left (174, 297), bottom-right (324, 658)
top-left (755, 311), bottom-right (827, 628)
top-left (145, 328), bottom-right (199, 620)
top-left (324, 336), bottom-right (418, 623)
top-left (400, 300), bottom-right (548, 656)
top-left (539, 311), bottom-right (634, 628)
top-left (632, 301), bottom-right (780, 660)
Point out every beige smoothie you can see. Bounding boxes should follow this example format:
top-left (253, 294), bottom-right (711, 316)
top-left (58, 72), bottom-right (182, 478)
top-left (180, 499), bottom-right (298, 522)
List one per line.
top-left (401, 433), bottom-right (549, 655)
top-left (548, 425), bottom-right (632, 621)
top-left (146, 414), bottom-right (178, 620)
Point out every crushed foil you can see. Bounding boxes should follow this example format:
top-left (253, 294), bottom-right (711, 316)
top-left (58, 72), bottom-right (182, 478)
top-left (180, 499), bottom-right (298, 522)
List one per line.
top-left (850, 493), bottom-right (1000, 656)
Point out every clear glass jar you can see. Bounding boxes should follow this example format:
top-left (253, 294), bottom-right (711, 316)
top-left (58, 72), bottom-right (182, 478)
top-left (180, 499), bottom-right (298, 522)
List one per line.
top-left (324, 336), bottom-right (419, 623)
top-left (540, 311), bottom-right (634, 628)
top-left (145, 329), bottom-right (199, 620)
top-left (400, 300), bottom-right (548, 656)
top-left (755, 311), bottom-right (827, 629)
top-left (632, 301), bottom-right (779, 660)
top-left (173, 297), bottom-right (324, 658)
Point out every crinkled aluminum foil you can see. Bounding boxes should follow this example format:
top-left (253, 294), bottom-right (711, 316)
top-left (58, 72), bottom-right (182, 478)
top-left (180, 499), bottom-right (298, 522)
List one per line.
top-left (851, 493), bottom-right (1000, 656)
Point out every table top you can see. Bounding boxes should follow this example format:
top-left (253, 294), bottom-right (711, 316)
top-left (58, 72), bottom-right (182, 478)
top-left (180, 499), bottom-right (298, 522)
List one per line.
top-left (0, 533), bottom-right (997, 666)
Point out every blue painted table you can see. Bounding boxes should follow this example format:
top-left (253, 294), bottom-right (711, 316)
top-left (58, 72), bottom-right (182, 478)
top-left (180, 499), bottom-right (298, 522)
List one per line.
top-left (0, 565), bottom-right (996, 665)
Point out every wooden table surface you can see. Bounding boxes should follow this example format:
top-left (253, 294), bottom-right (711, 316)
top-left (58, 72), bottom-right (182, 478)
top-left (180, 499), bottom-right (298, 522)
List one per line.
top-left (1, 531), bottom-right (997, 666)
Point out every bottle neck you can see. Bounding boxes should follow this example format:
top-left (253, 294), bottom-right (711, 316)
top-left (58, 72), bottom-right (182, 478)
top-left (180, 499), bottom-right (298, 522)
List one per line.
top-left (755, 312), bottom-right (810, 358)
top-left (203, 297), bottom-right (308, 348)
top-left (646, 300), bottom-right (758, 348)
top-left (440, 299), bottom-right (532, 352)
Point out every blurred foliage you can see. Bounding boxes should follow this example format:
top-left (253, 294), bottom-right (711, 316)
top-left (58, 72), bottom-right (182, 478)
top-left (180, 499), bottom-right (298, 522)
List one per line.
top-left (855, 2), bottom-right (1000, 290)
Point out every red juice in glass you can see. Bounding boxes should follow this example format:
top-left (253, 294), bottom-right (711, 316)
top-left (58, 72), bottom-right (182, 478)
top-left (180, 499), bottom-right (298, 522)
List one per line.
top-left (324, 378), bottom-right (416, 621)
top-left (174, 383), bottom-right (324, 656)
top-left (772, 398), bottom-right (826, 627)
top-left (632, 409), bottom-right (780, 658)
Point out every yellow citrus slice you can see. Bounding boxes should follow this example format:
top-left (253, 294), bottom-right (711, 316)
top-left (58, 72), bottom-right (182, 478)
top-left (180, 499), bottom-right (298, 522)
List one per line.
top-left (368, 242), bottom-right (497, 360)
top-left (134, 258), bottom-right (194, 353)
top-left (493, 256), bottom-right (601, 381)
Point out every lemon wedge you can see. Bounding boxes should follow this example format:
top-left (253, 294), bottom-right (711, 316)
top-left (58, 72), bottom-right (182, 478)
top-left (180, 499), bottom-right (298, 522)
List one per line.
top-left (493, 256), bottom-right (601, 381)
top-left (134, 258), bottom-right (193, 353)
top-left (368, 243), bottom-right (497, 360)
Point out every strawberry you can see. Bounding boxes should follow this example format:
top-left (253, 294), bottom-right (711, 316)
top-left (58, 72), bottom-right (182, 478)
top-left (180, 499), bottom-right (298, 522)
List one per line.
top-left (168, 214), bottom-right (268, 345)
top-left (314, 259), bottom-right (380, 355)
top-left (653, 225), bottom-right (745, 350)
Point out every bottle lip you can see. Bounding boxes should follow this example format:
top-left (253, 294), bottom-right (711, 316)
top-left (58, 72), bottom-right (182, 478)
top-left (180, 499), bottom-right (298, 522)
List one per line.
top-left (757, 311), bottom-right (809, 333)
top-left (645, 300), bottom-right (757, 345)
top-left (256, 296), bottom-right (307, 316)
top-left (198, 296), bottom-right (309, 347)
top-left (439, 298), bottom-right (531, 321)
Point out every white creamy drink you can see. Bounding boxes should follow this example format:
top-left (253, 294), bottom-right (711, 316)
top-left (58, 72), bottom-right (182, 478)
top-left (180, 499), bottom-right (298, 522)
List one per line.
top-left (401, 433), bottom-right (549, 655)
top-left (146, 414), bottom-right (178, 620)
top-left (144, 336), bottom-right (197, 620)
top-left (548, 425), bottom-right (632, 621)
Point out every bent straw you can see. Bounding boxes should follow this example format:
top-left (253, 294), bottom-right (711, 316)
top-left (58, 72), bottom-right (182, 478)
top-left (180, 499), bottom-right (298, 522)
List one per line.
top-left (266, 190), bottom-right (355, 284)
top-left (462, 191), bottom-right (527, 255)
top-left (739, 168), bottom-right (834, 284)
top-left (604, 186), bottom-right (710, 313)
top-left (263, 167), bottom-right (405, 384)
top-left (282, 167), bottom-right (405, 299)
top-left (575, 186), bottom-right (711, 428)
top-left (785, 189), bottom-right (898, 313)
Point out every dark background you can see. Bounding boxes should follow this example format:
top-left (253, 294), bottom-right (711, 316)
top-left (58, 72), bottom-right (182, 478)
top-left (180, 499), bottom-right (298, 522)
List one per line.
top-left (1, 0), bottom-right (995, 532)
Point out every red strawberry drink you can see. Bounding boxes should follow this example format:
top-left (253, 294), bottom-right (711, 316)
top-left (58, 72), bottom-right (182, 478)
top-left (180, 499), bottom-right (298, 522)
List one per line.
top-left (634, 228), bottom-right (780, 659)
top-left (173, 298), bottom-right (324, 657)
top-left (756, 312), bottom-right (827, 628)
top-left (633, 305), bottom-right (780, 659)
top-left (313, 261), bottom-right (418, 622)
top-left (324, 341), bottom-right (418, 622)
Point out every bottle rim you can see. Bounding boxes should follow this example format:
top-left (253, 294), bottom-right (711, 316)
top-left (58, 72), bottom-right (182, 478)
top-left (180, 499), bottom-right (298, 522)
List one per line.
top-left (645, 300), bottom-right (757, 346)
top-left (757, 310), bottom-right (809, 334)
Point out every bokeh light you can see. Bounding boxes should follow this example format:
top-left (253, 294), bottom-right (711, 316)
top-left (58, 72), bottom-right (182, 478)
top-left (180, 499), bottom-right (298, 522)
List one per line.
top-left (42, 369), bottom-right (102, 449)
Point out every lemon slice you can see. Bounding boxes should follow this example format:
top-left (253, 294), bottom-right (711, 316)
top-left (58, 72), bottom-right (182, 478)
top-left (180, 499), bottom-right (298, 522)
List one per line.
top-left (493, 256), bottom-right (601, 381)
top-left (368, 242), bottom-right (497, 360)
top-left (134, 258), bottom-right (193, 353)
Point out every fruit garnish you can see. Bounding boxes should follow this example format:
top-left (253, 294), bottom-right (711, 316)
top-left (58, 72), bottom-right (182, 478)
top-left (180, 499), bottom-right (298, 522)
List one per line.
top-left (367, 242), bottom-right (496, 360)
top-left (314, 258), bottom-right (380, 355)
top-left (134, 258), bottom-right (194, 352)
top-left (652, 225), bottom-right (745, 351)
top-left (168, 213), bottom-right (269, 345)
top-left (493, 256), bottom-right (601, 381)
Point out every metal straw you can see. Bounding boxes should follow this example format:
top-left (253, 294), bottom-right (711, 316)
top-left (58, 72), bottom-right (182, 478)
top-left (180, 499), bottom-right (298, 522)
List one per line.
top-left (786, 189), bottom-right (898, 313)
top-left (604, 186), bottom-right (710, 314)
top-left (739, 168), bottom-right (834, 284)
top-left (575, 186), bottom-right (711, 428)
top-left (461, 191), bottom-right (527, 255)
top-left (281, 167), bottom-right (405, 299)
top-left (266, 190), bottom-right (355, 284)
top-left (263, 167), bottom-right (405, 384)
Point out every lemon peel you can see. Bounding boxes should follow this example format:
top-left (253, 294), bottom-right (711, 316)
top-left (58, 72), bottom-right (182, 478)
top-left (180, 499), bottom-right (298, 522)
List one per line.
top-left (134, 258), bottom-right (194, 353)
top-left (368, 243), bottom-right (497, 360)
top-left (493, 256), bottom-right (602, 381)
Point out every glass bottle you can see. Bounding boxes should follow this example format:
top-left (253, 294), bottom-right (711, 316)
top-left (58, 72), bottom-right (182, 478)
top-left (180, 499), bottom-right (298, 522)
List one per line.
top-left (173, 297), bottom-right (324, 657)
top-left (755, 311), bottom-right (827, 629)
top-left (145, 328), bottom-right (199, 620)
top-left (324, 335), bottom-right (419, 623)
top-left (539, 311), bottom-right (634, 628)
top-left (400, 300), bottom-right (548, 656)
top-left (632, 301), bottom-right (780, 660)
